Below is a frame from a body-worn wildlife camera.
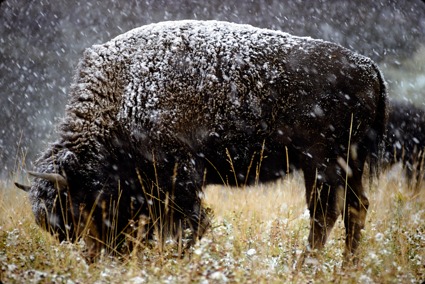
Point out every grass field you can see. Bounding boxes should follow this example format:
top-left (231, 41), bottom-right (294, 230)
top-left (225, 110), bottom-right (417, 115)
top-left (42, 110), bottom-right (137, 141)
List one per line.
top-left (1, 167), bottom-right (424, 283)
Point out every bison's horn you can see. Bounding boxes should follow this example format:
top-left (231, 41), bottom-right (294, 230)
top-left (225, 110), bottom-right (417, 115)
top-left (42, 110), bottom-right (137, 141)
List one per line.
top-left (28, 171), bottom-right (68, 190)
top-left (14, 182), bottom-right (31, 192)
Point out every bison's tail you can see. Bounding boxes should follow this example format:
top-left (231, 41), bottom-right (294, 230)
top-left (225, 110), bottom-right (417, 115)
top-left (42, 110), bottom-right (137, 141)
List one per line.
top-left (367, 63), bottom-right (388, 186)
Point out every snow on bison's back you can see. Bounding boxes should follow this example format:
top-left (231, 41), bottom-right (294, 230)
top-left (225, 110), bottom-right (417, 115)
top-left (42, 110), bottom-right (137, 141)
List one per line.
top-left (16, 20), bottom-right (387, 262)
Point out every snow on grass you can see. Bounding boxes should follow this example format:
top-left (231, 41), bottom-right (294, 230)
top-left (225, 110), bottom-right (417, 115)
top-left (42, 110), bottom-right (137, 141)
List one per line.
top-left (1, 169), bottom-right (424, 283)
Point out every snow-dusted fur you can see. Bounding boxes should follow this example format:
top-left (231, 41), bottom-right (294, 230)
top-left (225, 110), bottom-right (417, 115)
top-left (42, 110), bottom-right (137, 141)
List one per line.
top-left (27, 20), bottom-right (387, 259)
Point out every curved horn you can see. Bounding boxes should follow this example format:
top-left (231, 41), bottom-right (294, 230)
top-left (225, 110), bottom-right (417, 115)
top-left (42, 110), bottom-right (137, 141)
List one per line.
top-left (14, 182), bottom-right (31, 192)
top-left (28, 171), bottom-right (68, 190)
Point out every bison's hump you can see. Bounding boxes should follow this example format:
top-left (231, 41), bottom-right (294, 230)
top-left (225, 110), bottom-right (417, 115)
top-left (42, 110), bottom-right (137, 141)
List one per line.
top-left (109, 20), bottom-right (304, 49)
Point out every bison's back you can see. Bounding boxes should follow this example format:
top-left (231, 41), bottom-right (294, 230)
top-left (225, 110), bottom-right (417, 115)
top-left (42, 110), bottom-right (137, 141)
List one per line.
top-left (62, 20), bottom-right (385, 183)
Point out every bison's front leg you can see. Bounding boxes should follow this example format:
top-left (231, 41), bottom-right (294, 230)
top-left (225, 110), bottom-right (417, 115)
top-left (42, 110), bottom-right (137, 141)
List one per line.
top-left (183, 201), bottom-right (211, 248)
top-left (157, 156), bottom-right (211, 251)
top-left (165, 188), bottom-right (210, 255)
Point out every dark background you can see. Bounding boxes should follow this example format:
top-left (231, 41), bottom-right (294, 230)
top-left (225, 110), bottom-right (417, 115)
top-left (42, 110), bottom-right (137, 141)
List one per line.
top-left (1, 0), bottom-right (425, 179)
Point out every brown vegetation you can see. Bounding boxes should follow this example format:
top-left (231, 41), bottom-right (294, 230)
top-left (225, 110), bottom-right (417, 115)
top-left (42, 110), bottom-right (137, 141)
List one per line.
top-left (1, 168), bottom-right (424, 283)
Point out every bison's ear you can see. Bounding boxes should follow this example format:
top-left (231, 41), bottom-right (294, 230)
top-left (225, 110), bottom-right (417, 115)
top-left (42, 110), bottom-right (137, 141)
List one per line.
top-left (28, 171), bottom-right (68, 191)
top-left (14, 182), bottom-right (31, 192)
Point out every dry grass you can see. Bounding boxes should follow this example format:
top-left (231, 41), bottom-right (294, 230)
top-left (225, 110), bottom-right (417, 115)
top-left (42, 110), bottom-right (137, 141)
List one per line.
top-left (1, 168), bottom-right (424, 283)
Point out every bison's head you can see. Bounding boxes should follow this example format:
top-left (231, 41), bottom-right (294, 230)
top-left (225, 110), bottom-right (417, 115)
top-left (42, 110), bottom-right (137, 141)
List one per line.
top-left (14, 149), bottom-right (99, 244)
top-left (15, 170), bottom-right (73, 239)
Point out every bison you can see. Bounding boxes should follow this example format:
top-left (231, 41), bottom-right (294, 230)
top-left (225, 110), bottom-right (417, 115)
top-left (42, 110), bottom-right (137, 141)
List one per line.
top-left (384, 100), bottom-right (425, 189)
top-left (15, 20), bottom-right (387, 262)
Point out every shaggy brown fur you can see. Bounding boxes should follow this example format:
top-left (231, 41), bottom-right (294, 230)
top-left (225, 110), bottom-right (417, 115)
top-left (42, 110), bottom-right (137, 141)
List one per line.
top-left (17, 20), bottom-right (387, 261)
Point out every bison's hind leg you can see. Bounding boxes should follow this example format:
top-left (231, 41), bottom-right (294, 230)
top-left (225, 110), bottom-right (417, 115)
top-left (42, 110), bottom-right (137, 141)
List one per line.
top-left (303, 163), bottom-right (343, 252)
top-left (342, 156), bottom-right (369, 263)
top-left (301, 145), bottom-right (370, 266)
top-left (295, 161), bottom-right (345, 270)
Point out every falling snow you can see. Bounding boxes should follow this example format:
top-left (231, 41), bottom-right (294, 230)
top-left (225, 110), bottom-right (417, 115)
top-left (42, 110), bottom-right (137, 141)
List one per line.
top-left (1, 0), bottom-right (424, 178)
